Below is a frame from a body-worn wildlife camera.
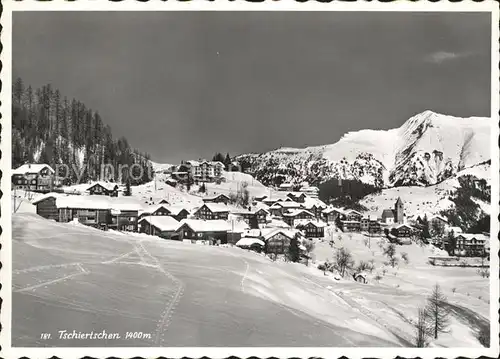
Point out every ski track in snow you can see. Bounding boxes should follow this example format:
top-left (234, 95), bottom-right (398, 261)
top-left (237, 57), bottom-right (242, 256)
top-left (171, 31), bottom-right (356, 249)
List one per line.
top-left (14, 265), bottom-right (89, 293)
top-left (136, 240), bottom-right (185, 345)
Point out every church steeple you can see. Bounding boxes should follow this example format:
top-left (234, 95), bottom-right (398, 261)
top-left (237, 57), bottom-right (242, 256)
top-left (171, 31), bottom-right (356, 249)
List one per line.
top-left (395, 197), bottom-right (404, 224)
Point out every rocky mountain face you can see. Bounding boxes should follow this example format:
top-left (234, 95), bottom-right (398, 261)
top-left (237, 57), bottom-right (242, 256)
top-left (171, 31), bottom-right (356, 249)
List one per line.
top-left (235, 110), bottom-right (490, 189)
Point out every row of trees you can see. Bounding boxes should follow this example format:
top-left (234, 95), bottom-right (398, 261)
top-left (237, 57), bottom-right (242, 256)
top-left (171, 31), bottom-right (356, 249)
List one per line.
top-left (12, 77), bottom-right (153, 185)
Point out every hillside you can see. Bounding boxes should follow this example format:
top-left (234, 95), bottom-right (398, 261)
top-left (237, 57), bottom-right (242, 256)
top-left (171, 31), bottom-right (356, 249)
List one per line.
top-left (360, 162), bottom-right (491, 230)
top-left (235, 110), bottom-right (490, 189)
top-left (12, 213), bottom-right (489, 347)
top-left (12, 77), bottom-right (153, 185)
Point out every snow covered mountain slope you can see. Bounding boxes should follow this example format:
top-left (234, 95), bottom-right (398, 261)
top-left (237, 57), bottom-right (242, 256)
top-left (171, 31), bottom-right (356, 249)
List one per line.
top-left (389, 110), bottom-right (490, 186)
top-left (360, 162), bottom-right (491, 223)
top-left (236, 110), bottom-right (490, 188)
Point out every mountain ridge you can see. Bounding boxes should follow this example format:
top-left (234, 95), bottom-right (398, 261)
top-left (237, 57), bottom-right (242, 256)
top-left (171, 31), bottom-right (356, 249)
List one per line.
top-left (234, 110), bottom-right (490, 188)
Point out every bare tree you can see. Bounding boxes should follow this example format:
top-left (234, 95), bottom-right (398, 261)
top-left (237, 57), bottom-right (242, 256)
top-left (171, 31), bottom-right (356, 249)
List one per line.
top-left (425, 283), bottom-right (451, 339)
top-left (389, 256), bottom-right (399, 268)
top-left (333, 247), bottom-right (355, 277)
top-left (356, 260), bottom-right (373, 273)
top-left (401, 251), bottom-right (409, 264)
top-left (415, 307), bottom-right (431, 347)
top-left (303, 240), bottom-right (315, 266)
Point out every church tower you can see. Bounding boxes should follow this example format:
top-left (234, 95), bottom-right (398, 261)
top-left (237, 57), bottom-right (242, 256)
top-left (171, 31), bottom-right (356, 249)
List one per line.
top-left (395, 197), bottom-right (404, 224)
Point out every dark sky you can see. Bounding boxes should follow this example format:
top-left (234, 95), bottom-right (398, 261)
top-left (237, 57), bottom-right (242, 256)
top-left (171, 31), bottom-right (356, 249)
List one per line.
top-left (13, 12), bottom-right (491, 164)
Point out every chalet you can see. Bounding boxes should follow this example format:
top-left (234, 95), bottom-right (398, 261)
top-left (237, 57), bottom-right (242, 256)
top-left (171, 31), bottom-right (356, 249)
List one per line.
top-left (203, 193), bottom-right (230, 205)
top-left (262, 229), bottom-right (297, 254)
top-left (227, 218), bottom-right (250, 244)
top-left (12, 164), bottom-right (55, 192)
top-left (167, 206), bottom-right (191, 222)
top-left (194, 203), bottom-right (230, 220)
top-left (176, 219), bottom-right (230, 243)
top-left (322, 207), bottom-right (344, 224)
top-left (299, 185), bottom-right (319, 198)
top-left (361, 215), bottom-right (380, 233)
top-left (254, 208), bottom-right (269, 224)
top-left (235, 237), bottom-right (265, 252)
top-left (278, 183), bottom-right (293, 192)
top-left (138, 204), bottom-right (171, 219)
top-left (286, 192), bottom-right (307, 203)
top-left (304, 204), bottom-right (326, 219)
top-left (230, 209), bottom-right (257, 225)
top-left (269, 201), bottom-right (303, 217)
top-left (87, 182), bottom-right (119, 197)
top-left (295, 220), bottom-right (326, 238)
top-left (159, 199), bottom-right (170, 205)
top-left (192, 160), bottom-right (224, 182)
top-left (340, 220), bottom-right (361, 233)
top-left (139, 216), bottom-right (179, 239)
top-left (353, 272), bottom-right (367, 284)
top-left (387, 224), bottom-right (414, 244)
top-left (345, 210), bottom-right (362, 222)
top-left (282, 209), bottom-right (315, 226)
top-left (33, 193), bottom-right (141, 231)
top-left (454, 234), bottom-right (489, 257)
top-left (253, 195), bottom-right (268, 202)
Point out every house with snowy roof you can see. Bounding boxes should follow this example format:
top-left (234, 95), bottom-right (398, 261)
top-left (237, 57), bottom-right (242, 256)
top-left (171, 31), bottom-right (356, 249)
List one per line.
top-left (361, 214), bottom-right (381, 234)
top-left (269, 201), bottom-right (303, 217)
top-left (282, 209), bottom-right (315, 226)
top-left (299, 185), bottom-right (320, 198)
top-left (454, 233), bottom-right (489, 257)
top-left (344, 209), bottom-right (363, 222)
top-left (278, 183), bottom-right (293, 192)
top-left (202, 193), bottom-right (230, 205)
top-left (261, 228), bottom-right (302, 255)
top-left (303, 197), bottom-right (327, 219)
top-left (286, 192), bottom-right (308, 203)
top-left (139, 216), bottom-right (179, 239)
top-left (295, 220), bottom-right (327, 239)
top-left (236, 237), bottom-right (265, 251)
top-left (167, 206), bottom-right (191, 222)
top-left (176, 219), bottom-right (231, 243)
top-left (385, 223), bottom-right (414, 244)
top-left (138, 204), bottom-right (172, 219)
top-left (190, 160), bottom-right (224, 182)
top-left (86, 182), bottom-right (119, 197)
top-left (12, 163), bottom-right (55, 192)
top-left (322, 207), bottom-right (344, 224)
top-left (33, 193), bottom-right (142, 231)
top-left (193, 203), bottom-right (230, 220)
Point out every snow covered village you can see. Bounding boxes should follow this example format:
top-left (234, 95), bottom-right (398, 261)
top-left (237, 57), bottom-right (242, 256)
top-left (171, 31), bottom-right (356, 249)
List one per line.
top-left (5, 8), bottom-right (497, 352)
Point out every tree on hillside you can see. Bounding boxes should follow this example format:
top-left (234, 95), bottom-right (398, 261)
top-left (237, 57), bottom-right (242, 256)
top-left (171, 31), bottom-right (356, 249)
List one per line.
top-left (333, 247), bottom-right (354, 277)
top-left (425, 284), bottom-right (451, 339)
top-left (335, 215), bottom-right (343, 230)
top-left (431, 221), bottom-right (445, 240)
top-left (415, 307), bottom-right (431, 347)
top-left (383, 243), bottom-right (398, 268)
top-left (287, 234), bottom-right (301, 263)
top-left (212, 152), bottom-right (225, 163)
top-left (445, 230), bottom-right (457, 256)
top-left (303, 240), bottom-right (315, 267)
top-left (249, 216), bottom-right (259, 230)
top-left (420, 215), bottom-right (431, 240)
top-left (224, 153), bottom-right (232, 170)
top-left (199, 183), bottom-right (206, 193)
top-left (124, 179), bottom-right (132, 196)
